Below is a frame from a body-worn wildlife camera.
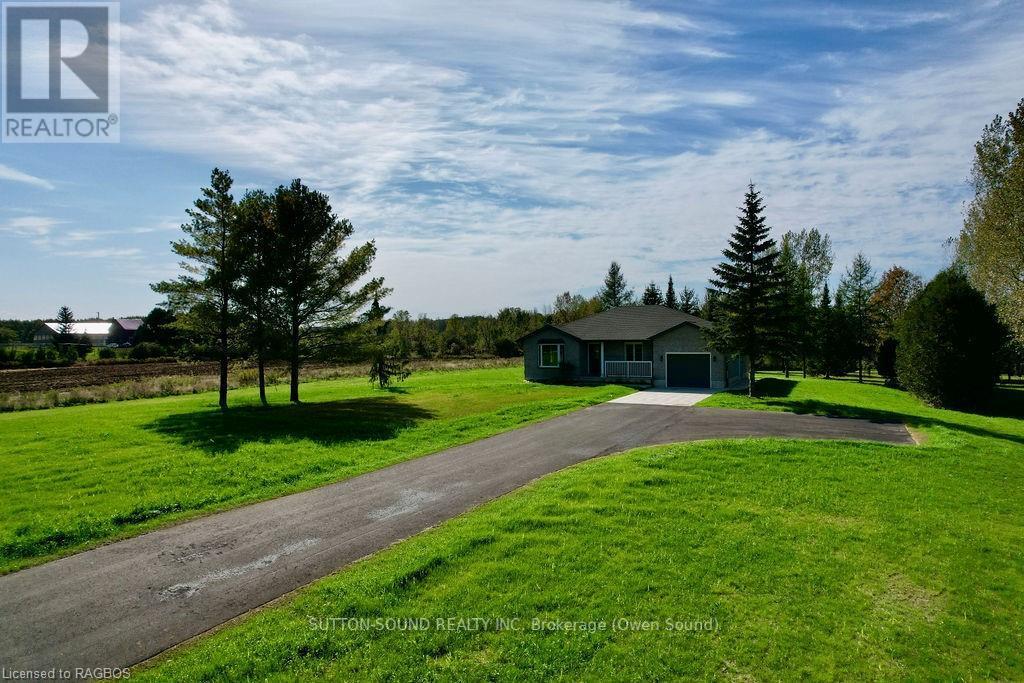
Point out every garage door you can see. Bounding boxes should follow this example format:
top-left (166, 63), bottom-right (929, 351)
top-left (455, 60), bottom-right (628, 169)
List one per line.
top-left (666, 353), bottom-right (710, 388)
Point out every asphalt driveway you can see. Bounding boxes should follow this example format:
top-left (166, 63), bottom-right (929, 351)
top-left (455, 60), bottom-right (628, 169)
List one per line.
top-left (0, 403), bottom-right (911, 676)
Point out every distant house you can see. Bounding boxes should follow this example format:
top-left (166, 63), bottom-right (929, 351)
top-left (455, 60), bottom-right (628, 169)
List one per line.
top-left (519, 305), bottom-right (747, 389)
top-left (32, 318), bottom-right (144, 347)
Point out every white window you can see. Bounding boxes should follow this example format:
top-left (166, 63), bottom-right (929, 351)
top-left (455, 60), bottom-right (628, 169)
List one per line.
top-left (625, 342), bottom-right (644, 362)
top-left (539, 343), bottom-right (563, 368)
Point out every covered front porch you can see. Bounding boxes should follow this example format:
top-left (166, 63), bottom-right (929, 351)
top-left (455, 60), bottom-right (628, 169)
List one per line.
top-left (580, 340), bottom-right (654, 383)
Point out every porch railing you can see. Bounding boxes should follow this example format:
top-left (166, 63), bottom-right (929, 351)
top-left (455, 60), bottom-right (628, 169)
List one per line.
top-left (604, 360), bottom-right (653, 379)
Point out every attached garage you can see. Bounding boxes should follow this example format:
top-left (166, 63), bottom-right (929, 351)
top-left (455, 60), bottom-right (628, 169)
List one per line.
top-left (666, 352), bottom-right (711, 388)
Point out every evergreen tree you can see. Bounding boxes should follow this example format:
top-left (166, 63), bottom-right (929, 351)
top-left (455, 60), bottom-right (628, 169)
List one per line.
top-left (897, 269), bottom-right (1003, 408)
top-left (664, 276), bottom-right (678, 309)
top-left (275, 179), bottom-right (383, 403)
top-left (679, 286), bottom-right (700, 315)
top-left (701, 288), bottom-right (721, 321)
top-left (54, 306), bottom-right (75, 347)
top-left (641, 281), bottom-right (663, 305)
top-left (599, 261), bottom-right (633, 308)
top-left (364, 294), bottom-right (410, 389)
top-left (776, 242), bottom-right (815, 377)
top-left (707, 184), bottom-right (783, 395)
top-left (837, 252), bottom-right (878, 382)
top-left (153, 168), bottom-right (239, 410)
top-left (235, 190), bottom-right (280, 405)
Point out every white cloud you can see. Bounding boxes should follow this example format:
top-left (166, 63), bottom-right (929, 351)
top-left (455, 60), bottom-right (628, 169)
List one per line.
top-left (112, 0), bottom-right (1024, 315)
top-left (0, 164), bottom-right (55, 191)
top-left (1, 216), bottom-right (62, 237)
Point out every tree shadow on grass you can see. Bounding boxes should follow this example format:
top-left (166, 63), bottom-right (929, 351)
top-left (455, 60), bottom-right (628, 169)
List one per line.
top-left (750, 377), bottom-right (798, 398)
top-left (758, 396), bottom-right (1024, 447)
top-left (145, 396), bottom-right (436, 455)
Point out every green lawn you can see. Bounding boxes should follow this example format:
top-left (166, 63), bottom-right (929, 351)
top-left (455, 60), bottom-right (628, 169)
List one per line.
top-left (0, 367), bottom-right (630, 574)
top-left (137, 376), bottom-right (1024, 681)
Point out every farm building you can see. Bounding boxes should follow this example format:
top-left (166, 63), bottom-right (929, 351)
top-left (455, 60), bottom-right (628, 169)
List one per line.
top-left (32, 318), bottom-right (144, 347)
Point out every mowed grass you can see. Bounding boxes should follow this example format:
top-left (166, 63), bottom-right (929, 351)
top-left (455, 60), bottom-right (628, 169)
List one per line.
top-left (0, 367), bottom-right (630, 574)
top-left (137, 376), bottom-right (1024, 681)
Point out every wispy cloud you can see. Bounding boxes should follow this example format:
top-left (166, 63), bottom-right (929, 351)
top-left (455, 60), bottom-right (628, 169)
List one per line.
top-left (51, 0), bottom-right (1024, 315)
top-left (1, 216), bottom-right (62, 237)
top-left (0, 164), bottom-right (55, 191)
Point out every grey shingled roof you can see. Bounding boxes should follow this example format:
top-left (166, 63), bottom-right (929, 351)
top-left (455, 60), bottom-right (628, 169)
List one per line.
top-left (550, 305), bottom-right (710, 341)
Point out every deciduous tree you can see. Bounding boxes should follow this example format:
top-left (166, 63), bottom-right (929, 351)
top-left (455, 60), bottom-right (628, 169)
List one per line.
top-left (957, 98), bottom-right (1024, 343)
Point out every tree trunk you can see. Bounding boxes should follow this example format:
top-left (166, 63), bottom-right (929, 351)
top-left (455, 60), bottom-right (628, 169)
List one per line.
top-left (219, 293), bottom-right (229, 411)
top-left (858, 357), bottom-right (863, 383)
top-left (256, 314), bottom-right (268, 406)
top-left (258, 356), bottom-right (268, 406)
top-left (289, 318), bottom-right (300, 403)
top-left (748, 362), bottom-right (755, 397)
top-left (784, 357), bottom-right (790, 379)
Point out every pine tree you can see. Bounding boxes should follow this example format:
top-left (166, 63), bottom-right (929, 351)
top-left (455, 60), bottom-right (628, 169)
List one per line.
top-left (235, 190), bottom-right (279, 406)
top-left (641, 281), bottom-right (663, 305)
top-left (679, 287), bottom-right (700, 315)
top-left (664, 276), bottom-right (678, 309)
top-left (153, 168), bottom-right (239, 411)
top-left (275, 179), bottom-right (384, 403)
top-left (599, 261), bottom-right (633, 308)
top-left (707, 184), bottom-right (783, 395)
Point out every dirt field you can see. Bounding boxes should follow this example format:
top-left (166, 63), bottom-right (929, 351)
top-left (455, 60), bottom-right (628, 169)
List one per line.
top-left (0, 362), bottom-right (222, 393)
top-left (0, 358), bottom-right (520, 396)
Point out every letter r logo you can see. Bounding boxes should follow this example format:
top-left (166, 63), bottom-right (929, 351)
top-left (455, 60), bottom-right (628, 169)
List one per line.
top-left (3, 3), bottom-right (110, 113)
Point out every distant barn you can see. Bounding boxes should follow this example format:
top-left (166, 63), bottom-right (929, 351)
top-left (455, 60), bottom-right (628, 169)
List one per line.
top-left (32, 318), bottom-right (144, 347)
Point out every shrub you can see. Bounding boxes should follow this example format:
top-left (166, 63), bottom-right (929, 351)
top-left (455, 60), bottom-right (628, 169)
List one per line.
top-left (896, 269), bottom-right (1003, 408)
top-left (97, 347), bottom-right (116, 360)
top-left (129, 342), bottom-right (165, 360)
top-left (876, 337), bottom-right (898, 386)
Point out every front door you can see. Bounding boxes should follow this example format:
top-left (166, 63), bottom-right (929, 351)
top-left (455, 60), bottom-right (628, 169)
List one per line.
top-left (588, 343), bottom-right (602, 376)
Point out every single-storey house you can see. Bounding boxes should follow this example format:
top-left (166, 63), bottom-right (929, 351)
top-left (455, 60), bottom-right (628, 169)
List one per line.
top-left (520, 305), bottom-right (747, 389)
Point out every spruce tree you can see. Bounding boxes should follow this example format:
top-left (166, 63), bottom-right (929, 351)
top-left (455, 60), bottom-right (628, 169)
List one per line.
top-left (599, 261), bottom-right (633, 308)
top-left (641, 281), bottom-right (663, 305)
top-left (679, 286), bottom-right (700, 315)
top-left (55, 306), bottom-right (75, 347)
top-left (664, 276), bottom-right (678, 309)
top-left (707, 184), bottom-right (783, 395)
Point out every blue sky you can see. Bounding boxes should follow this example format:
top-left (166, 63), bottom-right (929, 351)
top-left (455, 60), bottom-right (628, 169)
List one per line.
top-left (2, 0), bottom-right (1023, 319)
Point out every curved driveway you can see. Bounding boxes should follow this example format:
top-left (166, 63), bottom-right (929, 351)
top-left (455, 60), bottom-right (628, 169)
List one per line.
top-left (0, 403), bottom-right (911, 676)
